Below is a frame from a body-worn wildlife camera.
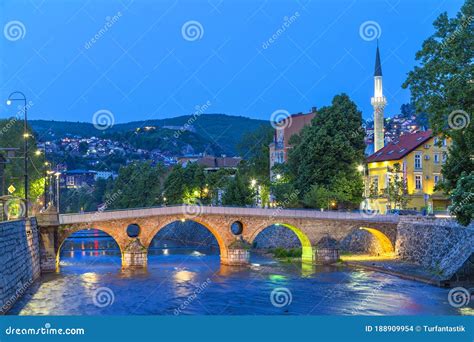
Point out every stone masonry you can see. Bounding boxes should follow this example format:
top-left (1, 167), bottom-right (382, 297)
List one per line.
top-left (37, 206), bottom-right (398, 268)
top-left (396, 217), bottom-right (474, 280)
top-left (0, 219), bottom-right (40, 314)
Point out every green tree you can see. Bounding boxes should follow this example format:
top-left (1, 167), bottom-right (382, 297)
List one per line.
top-left (331, 171), bottom-right (364, 208)
top-left (0, 118), bottom-right (45, 209)
top-left (288, 94), bottom-right (365, 207)
top-left (222, 172), bottom-right (254, 206)
top-left (206, 168), bottom-right (234, 204)
top-left (303, 185), bottom-right (335, 209)
top-left (236, 124), bottom-right (273, 180)
top-left (163, 164), bottom-right (186, 204)
top-left (402, 0), bottom-right (473, 225)
top-left (106, 161), bottom-right (165, 209)
top-left (381, 163), bottom-right (409, 210)
top-left (449, 172), bottom-right (474, 226)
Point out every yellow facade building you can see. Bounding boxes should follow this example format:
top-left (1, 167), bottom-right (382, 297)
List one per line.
top-left (365, 130), bottom-right (451, 213)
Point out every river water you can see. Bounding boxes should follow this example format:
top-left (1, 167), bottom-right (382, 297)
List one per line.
top-left (7, 231), bottom-right (472, 316)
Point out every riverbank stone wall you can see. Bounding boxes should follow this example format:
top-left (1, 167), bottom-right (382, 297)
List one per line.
top-left (0, 218), bottom-right (40, 314)
top-left (396, 217), bottom-right (474, 282)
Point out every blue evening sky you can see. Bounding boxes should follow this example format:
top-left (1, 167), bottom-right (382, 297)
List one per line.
top-left (0, 0), bottom-right (464, 124)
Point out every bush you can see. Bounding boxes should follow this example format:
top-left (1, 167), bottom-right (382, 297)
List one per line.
top-left (272, 248), bottom-right (302, 258)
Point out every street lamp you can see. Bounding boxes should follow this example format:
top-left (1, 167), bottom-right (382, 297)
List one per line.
top-left (6, 91), bottom-right (29, 217)
top-left (46, 170), bottom-right (55, 208)
top-left (36, 147), bottom-right (51, 209)
top-left (55, 172), bottom-right (61, 210)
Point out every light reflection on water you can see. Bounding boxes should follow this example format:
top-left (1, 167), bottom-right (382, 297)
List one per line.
top-left (6, 235), bottom-right (471, 316)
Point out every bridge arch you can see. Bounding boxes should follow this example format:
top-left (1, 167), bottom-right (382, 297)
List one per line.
top-left (248, 223), bottom-right (314, 262)
top-left (358, 227), bottom-right (394, 254)
top-left (142, 218), bottom-right (229, 261)
top-left (56, 226), bottom-right (123, 267)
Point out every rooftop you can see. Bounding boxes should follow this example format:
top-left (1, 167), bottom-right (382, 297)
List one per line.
top-left (366, 130), bottom-right (432, 163)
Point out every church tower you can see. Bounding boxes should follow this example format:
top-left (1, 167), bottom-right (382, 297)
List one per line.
top-left (371, 43), bottom-right (386, 152)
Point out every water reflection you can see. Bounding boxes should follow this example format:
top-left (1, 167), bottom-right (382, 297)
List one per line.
top-left (6, 234), bottom-right (472, 316)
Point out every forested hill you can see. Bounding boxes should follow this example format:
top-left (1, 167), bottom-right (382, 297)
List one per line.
top-left (29, 114), bottom-right (270, 155)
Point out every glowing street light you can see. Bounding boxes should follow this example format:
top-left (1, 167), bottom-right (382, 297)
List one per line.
top-left (357, 164), bottom-right (364, 172)
top-left (54, 172), bottom-right (61, 209)
top-left (276, 174), bottom-right (282, 180)
top-left (6, 91), bottom-right (29, 217)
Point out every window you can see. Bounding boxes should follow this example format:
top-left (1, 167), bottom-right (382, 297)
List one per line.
top-left (415, 175), bottom-right (422, 190)
top-left (66, 176), bottom-right (75, 186)
top-left (442, 139), bottom-right (447, 147)
top-left (434, 137), bottom-right (439, 145)
top-left (414, 153), bottom-right (422, 169)
top-left (442, 152), bottom-right (447, 164)
top-left (434, 153), bottom-right (439, 164)
top-left (434, 175), bottom-right (440, 186)
top-left (372, 176), bottom-right (379, 194)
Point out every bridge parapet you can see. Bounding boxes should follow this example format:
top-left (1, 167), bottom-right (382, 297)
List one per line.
top-left (58, 205), bottom-right (400, 225)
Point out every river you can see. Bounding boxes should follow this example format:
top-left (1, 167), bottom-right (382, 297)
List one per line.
top-left (7, 231), bottom-right (472, 315)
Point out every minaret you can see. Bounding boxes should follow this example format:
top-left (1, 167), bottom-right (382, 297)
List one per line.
top-left (371, 42), bottom-right (386, 152)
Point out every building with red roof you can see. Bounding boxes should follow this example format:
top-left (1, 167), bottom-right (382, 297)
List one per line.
top-left (365, 130), bottom-right (451, 213)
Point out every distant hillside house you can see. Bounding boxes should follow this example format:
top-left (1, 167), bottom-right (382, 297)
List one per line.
top-left (269, 111), bottom-right (316, 179)
top-left (95, 171), bottom-right (117, 181)
top-left (365, 130), bottom-right (451, 213)
top-left (177, 155), bottom-right (242, 172)
top-left (60, 169), bottom-right (96, 189)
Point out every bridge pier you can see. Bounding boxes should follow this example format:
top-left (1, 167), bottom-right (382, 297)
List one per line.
top-left (221, 249), bottom-right (250, 266)
top-left (36, 206), bottom-right (60, 272)
top-left (315, 236), bottom-right (340, 265)
top-left (122, 239), bottom-right (147, 268)
top-left (302, 246), bottom-right (315, 263)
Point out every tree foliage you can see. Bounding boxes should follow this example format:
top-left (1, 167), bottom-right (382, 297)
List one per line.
top-left (0, 118), bottom-right (45, 205)
top-left (222, 172), bottom-right (255, 206)
top-left (381, 163), bottom-right (409, 210)
top-left (449, 172), bottom-right (474, 226)
top-left (105, 161), bottom-right (165, 209)
top-left (402, 0), bottom-right (473, 224)
top-left (287, 94), bottom-right (365, 208)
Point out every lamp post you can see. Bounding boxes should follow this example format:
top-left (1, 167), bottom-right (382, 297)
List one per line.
top-left (35, 147), bottom-right (51, 209)
top-left (55, 172), bottom-right (61, 210)
top-left (6, 91), bottom-right (29, 217)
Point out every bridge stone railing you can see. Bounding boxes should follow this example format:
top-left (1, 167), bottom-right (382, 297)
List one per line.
top-left (59, 205), bottom-right (400, 225)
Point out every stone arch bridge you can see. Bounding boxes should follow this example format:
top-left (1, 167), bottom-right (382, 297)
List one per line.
top-left (36, 206), bottom-right (399, 271)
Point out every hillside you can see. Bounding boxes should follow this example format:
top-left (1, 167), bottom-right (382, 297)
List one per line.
top-left (30, 114), bottom-right (270, 156)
